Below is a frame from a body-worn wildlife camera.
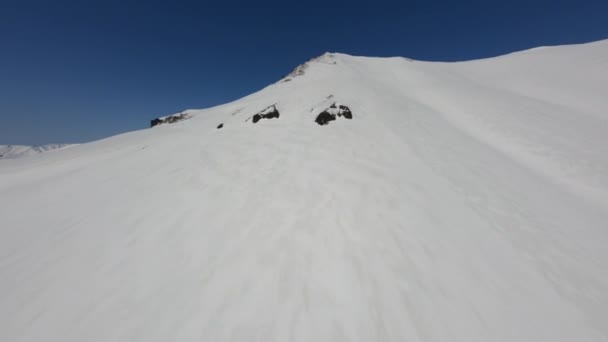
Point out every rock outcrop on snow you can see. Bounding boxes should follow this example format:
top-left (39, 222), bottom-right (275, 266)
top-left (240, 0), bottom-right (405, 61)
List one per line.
top-left (315, 103), bottom-right (353, 125)
top-left (251, 105), bottom-right (280, 123)
top-left (150, 112), bottom-right (191, 127)
top-left (281, 52), bottom-right (338, 82)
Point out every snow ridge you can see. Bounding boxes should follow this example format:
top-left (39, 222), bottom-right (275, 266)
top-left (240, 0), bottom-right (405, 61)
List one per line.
top-left (281, 52), bottom-right (338, 82)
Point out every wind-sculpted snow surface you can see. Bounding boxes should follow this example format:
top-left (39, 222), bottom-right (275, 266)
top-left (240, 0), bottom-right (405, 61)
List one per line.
top-left (1, 40), bottom-right (608, 342)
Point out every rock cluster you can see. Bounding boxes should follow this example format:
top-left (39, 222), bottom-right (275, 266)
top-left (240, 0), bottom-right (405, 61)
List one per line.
top-left (150, 113), bottom-right (190, 127)
top-left (315, 103), bottom-right (352, 125)
top-left (252, 105), bottom-right (280, 123)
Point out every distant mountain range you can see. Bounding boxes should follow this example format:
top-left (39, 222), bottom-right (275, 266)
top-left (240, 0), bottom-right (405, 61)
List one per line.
top-left (0, 144), bottom-right (76, 159)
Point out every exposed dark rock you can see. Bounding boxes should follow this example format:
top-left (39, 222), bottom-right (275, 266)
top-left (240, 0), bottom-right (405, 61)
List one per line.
top-left (315, 111), bottom-right (336, 125)
top-left (150, 118), bottom-right (163, 127)
top-left (150, 113), bottom-right (190, 127)
top-left (251, 105), bottom-right (280, 124)
top-left (315, 103), bottom-right (353, 125)
top-left (164, 114), bottom-right (188, 124)
top-left (338, 105), bottom-right (352, 119)
top-left (217, 123), bottom-right (224, 129)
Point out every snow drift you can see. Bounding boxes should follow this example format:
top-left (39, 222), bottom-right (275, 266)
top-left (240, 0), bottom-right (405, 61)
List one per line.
top-left (1, 40), bottom-right (608, 342)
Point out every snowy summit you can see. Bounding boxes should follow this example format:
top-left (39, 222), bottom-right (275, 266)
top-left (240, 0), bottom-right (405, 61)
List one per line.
top-left (1, 40), bottom-right (608, 342)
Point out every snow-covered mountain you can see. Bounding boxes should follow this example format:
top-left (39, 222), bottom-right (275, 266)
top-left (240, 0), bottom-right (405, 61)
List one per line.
top-left (0, 144), bottom-right (75, 159)
top-left (1, 40), bottom-right (608, 342)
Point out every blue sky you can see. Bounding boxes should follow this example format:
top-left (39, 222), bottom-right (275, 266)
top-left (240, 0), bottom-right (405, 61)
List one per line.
top-left (1, 0), bottom-right (607, 145)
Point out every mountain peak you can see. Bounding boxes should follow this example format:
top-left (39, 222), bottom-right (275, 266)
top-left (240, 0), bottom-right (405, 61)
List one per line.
top-left (281, 52), bottom-right (340, 82)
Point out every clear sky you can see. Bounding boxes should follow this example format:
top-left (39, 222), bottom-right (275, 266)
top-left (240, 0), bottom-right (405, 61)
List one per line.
top-left (1, 0), bottom-right (607, 145)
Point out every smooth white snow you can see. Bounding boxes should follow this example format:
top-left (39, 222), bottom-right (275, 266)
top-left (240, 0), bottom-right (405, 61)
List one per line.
top-left (1, 40), bottom-right (608, 342)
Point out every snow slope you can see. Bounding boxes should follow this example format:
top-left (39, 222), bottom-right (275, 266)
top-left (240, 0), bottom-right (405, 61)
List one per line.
top-left (0, 144), bottom-right (75, 159)
top-left (1, 40), bottom-right (608, 342)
